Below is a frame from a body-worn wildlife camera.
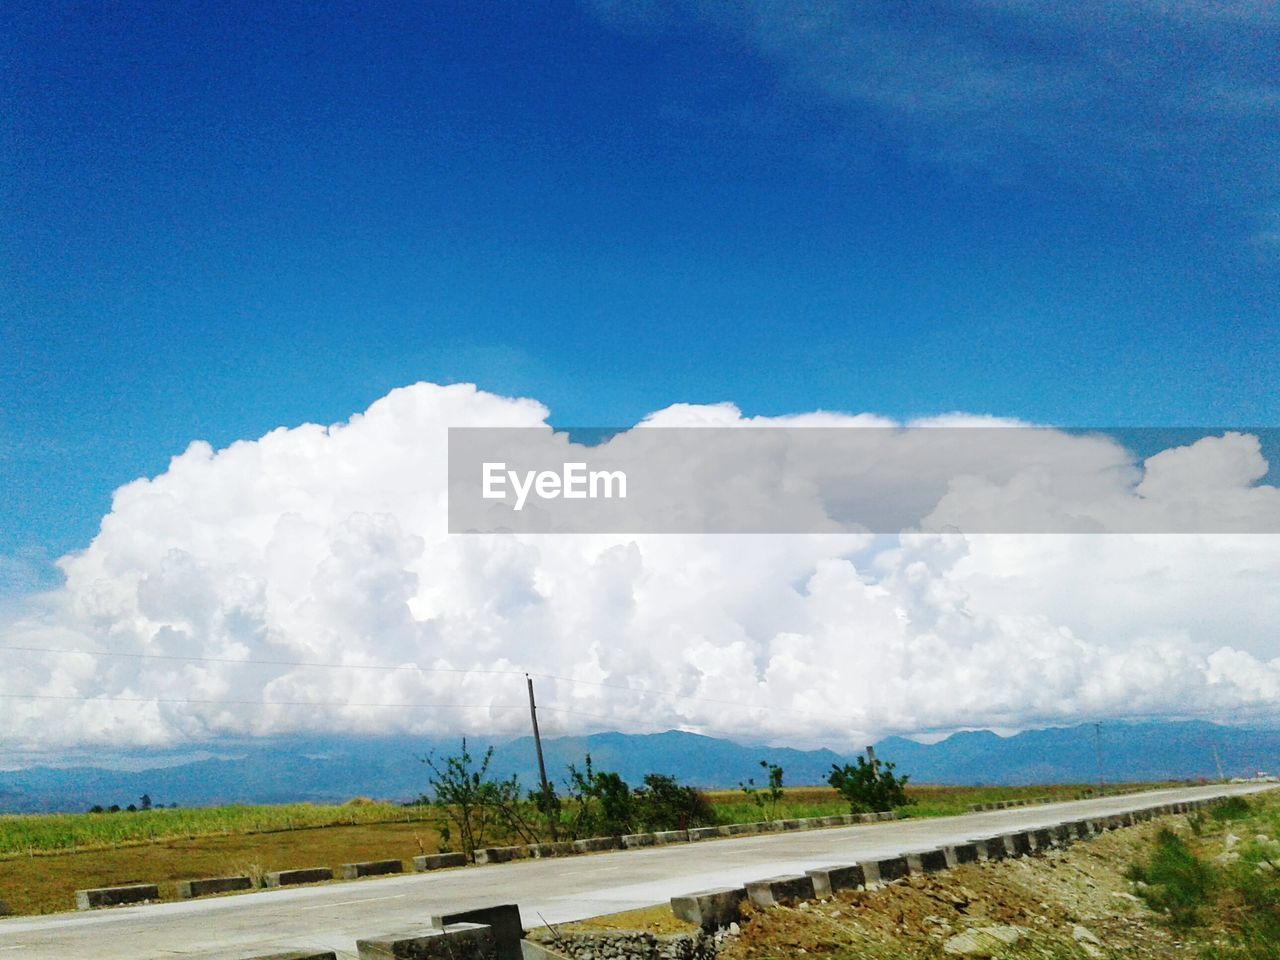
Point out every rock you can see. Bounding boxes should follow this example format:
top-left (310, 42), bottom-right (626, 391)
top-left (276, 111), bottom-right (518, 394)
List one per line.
top-left (1225, 833), bottom-right (1241, 849)
top-left (1073, 926), bottom-right (1101, 945)
top-left (1215, 851), bottom-right (1241, 865)
top-left (943, 926), bottom-right (1026, 957)
top-left (727, 923), bottom-right (740, 936)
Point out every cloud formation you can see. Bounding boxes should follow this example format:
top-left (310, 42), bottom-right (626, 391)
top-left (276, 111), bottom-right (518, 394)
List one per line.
top-left (2, 382), bottom-right (1278, 753)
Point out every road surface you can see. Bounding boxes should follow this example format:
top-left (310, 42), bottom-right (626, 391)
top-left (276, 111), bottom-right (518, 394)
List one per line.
top-left (0, 782), bottom-right (1272, 959)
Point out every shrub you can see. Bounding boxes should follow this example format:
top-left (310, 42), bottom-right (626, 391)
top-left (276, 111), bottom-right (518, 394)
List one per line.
top-left (419, 738), bottom-right (509, 860)
top-left (634, 773), bottom-right (715, 831)
top-left (740, 760), bottom-right (785, 821)
top-left (828, 754), bottom-right (913, 814)
top-left (565, 755), bottom-right (635, 838)
top-left (1127, 828), bottom-right (1214, 929)
top-left (1212, 797), bottom-right (1252, 822)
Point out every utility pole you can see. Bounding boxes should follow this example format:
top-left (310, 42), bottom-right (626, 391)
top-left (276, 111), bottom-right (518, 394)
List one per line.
top-left (866, 744), bottom-right (879, 776)
top-left (1093, 723), bottom-right (1105, 794)
top-left (526, 674), bottom-right (557, 840)
top-left (1212, 745), bottom-right (1226, 783)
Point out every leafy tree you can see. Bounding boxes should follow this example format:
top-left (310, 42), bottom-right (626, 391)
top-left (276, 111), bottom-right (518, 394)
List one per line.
top-left (828, 753), bottom-right (912, 814)
top-left (107, 804), bottom-right (120, 813)
top-left (139, 794), bottom-right (151, 811)
top-left (88, 805), bottom-right (104, 814)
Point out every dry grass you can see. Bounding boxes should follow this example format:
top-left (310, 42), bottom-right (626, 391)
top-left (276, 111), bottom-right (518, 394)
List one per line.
top-left (553, 905), bottom-right (699, 936)
top-left (0, 819), bottom-right (447, 916)
top-left (0, 781), bottom-right (1172, 916)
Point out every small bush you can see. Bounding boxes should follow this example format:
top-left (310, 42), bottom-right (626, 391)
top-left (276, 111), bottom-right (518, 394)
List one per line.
top-left (634, 774), bottom-right (715, 831)
top-left (1128, 828), bottom-right (1214, 929)
top-left (1212, 797), bottom-right (1252, 822)
top-left (828, 754), bottom-right (913, 814)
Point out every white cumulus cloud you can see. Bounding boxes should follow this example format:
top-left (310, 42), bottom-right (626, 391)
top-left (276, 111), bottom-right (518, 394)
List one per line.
top-left (2, 382), bottom-right (1278, 753)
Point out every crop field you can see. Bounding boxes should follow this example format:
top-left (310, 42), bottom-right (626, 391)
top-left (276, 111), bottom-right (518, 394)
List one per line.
top-left (0, 782), bottom-right (1168, 916)
top-left (0, 800), bottom-right (433, 858)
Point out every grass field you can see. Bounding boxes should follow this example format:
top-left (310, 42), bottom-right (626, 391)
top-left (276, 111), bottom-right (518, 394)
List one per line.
top-left (0, 782), bottom-right (1167, 916)
top-left (0, 801), bottom-right (434, 857)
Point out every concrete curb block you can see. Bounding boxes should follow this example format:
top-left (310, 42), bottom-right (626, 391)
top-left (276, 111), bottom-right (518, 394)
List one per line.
top-left (265, 867), bottom-right (332, 887)
top-left (945, 842), bottom-right (980, 866)
top-left (862, 855), bottom-right (910, 885)
top-left (431, 904), bottom-right (524, 960)
top-left (75, 883), bottom-right (159, 910)
top-left (529, 842), bottom-right (577, 858)
top-left (652, 830), bottom-right (689, 845)
top-left (670, 887), bottom-right (747, 929)
top-left (745, 874), bottom-right (817, 907)
top-left (571, 836), bottom-right (620, 853)
top-left (176, 875), bottom-right (252, 898)
top-left (805, 863), bottom-right (865, 898)
top-left (356, 921), bottom-right (496, 960)
top-left (664, 792), bottom-right (1243, 934)
top-left (969, 836), bottom-right (1010, 861)
top-left (414, 853), bottom-right (467, 871)
top-left (906, 849), bottom-right (950, 875)
top-left (620, 833), bottom-right (657, 849)
top-left (476, 846), bottom-right (525, 864)
top-left (1004, 831), bottom-right (1034, 857)
top-left (341, 859), bottom-right (403, 879)
top-left (232, 952), bottom-right (338, 960)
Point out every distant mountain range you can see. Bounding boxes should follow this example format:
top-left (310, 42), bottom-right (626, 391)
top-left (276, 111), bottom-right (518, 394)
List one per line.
top-left (0, 720), bottom-right (1276, 813)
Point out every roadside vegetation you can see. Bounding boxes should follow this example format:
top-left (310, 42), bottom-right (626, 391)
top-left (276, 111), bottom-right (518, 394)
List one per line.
top-left (0, 739), bottom-right (1176, 917)
top-left (690, 788), bottom-right (1280, 960)
top-left (1126, 794), bottom-right (1280, 959)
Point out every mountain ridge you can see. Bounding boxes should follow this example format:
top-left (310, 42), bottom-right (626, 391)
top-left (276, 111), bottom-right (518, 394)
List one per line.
top-left (0, 721), bottom-right (1275, 813)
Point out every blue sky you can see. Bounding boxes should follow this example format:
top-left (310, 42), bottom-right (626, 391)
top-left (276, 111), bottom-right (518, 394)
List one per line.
top-left (4, 0), bottom-right (1278, 569)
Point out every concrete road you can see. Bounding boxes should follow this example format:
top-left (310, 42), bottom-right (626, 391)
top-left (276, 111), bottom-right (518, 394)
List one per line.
top-left (1, 782), bottom-right (1273, 960)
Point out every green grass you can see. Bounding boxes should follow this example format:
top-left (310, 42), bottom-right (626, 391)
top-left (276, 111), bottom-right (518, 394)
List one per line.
top-left (1127, 794), bottom-right (1280, 959)
top-left (0, 781), bottom-right (1169, 858)
top-left (0, 801), bottom-right (434, 857)
top-left (1127, 828), bottom-right (1215, 928)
